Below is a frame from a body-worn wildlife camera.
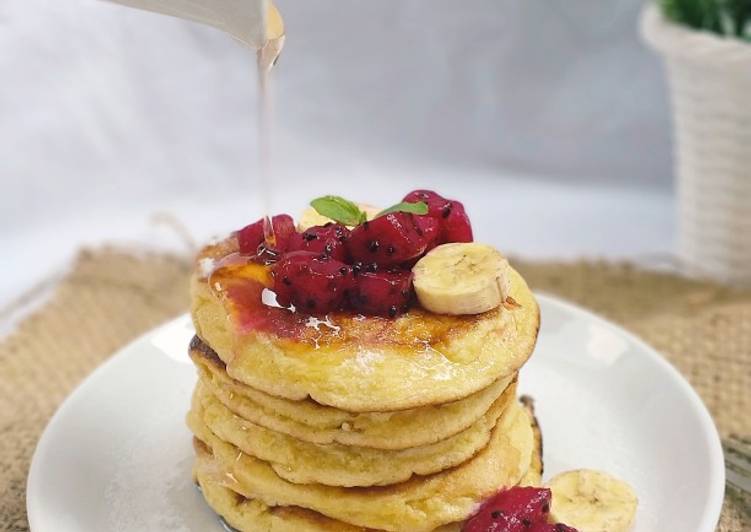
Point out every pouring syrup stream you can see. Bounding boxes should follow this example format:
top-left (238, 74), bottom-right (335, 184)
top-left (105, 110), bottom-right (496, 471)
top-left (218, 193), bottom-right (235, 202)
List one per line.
top-left (256, 4), bottom-right (285, 252)
top-left (206, 3), bottom-right (288, 331)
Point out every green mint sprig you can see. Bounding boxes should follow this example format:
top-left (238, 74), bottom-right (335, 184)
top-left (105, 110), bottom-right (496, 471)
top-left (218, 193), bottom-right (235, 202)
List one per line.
top-left (310, 196), bottom-right (428, 226)
top-left (376, 201), bottom-right (428, 217)
top-left (310, 196), bottom-right (367, 226)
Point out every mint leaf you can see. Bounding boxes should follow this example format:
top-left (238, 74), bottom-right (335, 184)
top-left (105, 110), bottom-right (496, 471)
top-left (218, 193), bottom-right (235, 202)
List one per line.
top-left (310, 195), bottom-right (367, 226)
top-left (377, 201), bottom-right (428, 217)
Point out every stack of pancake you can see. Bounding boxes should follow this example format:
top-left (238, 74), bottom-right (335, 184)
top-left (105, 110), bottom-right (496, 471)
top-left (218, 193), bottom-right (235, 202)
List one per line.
top-left (187, 242), bottom-right (541, 531)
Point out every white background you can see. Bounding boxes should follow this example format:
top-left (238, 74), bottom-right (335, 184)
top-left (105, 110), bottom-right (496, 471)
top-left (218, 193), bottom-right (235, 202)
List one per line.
top-left (0, 0), bottom-right (675, 324)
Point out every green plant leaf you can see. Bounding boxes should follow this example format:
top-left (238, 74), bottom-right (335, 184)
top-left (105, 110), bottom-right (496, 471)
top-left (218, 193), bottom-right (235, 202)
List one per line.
top-left (659, 0), bottom-right (750, 37)
top-left (376, 201), bottom-right (429, 217)
top-left (310, 195), bottom-right (367, 226)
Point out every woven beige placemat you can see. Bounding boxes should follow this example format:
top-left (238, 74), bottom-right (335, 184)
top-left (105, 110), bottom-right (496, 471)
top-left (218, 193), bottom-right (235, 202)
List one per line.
top-left (0, 249), bottom-right (748, 531)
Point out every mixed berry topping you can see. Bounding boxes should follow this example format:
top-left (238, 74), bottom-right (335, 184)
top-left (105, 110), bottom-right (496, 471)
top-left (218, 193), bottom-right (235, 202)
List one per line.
top-left (462, 487), bottom-right (577, 532)
top-left (287, 223), bottom-right (351, 262)
top-left (237, 214), bottom-right (295, 255)
top-left (349, 269), bottom-right (414, 317)
top-left (403, 189), bottom-right (473, 244)
top-left (232, 189), bottom-right (473, 317)
top-left (347, 212), bottom-right (432, 266)
top-left (272, 252), bottom-right (354, 313)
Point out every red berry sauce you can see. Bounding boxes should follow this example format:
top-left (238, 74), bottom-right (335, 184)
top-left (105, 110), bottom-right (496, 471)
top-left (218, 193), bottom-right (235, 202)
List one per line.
top-left (207, 190), bottom-right (476, 336)
top-left (463, 487), bottom-right (577, 532)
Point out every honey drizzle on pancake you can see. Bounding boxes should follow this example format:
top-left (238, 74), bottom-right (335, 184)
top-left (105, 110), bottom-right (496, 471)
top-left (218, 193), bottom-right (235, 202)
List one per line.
top-left (208, 254), bottom-right (303, 338)
top-left (201, 238), bottom-right (503, 358)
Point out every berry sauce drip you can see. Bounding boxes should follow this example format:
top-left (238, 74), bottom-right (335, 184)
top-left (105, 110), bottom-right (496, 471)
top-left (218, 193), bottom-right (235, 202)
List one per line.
top-left (273, 252), bottom-right (353, 313)
top-left (462, 487), bottom-right (578, 532)
top-left (208, 253), bottom-right (304, 338)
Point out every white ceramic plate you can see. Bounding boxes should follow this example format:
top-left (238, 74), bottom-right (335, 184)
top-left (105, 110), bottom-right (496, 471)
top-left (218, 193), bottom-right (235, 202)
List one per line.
top-left (27, 295), bottom-right (725, 531)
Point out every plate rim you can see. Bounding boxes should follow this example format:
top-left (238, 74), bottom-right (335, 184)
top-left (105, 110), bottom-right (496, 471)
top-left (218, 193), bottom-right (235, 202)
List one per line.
top-left (534, 292), bottom-right (725, 532)
top-left (26, 294), bottom-right (725, 532)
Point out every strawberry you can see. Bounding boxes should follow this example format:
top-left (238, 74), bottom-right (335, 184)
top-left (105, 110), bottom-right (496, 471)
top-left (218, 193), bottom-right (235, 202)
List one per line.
top-left (272, 252), bottom-right (353, 313)
top-left (287, 223), bottom-right (350, 262)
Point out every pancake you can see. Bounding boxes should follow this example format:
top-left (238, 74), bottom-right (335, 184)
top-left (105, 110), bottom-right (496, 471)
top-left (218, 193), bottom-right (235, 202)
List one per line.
top-left (189, 400), bottom-right (534, 531)
top-left (191, 338), bottom-right (515, 450)
top-left (193, 438), bottom-right (370, 532)
top-left (191, 241), bottom-right (539, 412)
top-left (191, 401), bottom-right (543, 532)
top-left (194, 447), bottom-right (461, 532)
top-left (190, 377), bottom-right (517, 487)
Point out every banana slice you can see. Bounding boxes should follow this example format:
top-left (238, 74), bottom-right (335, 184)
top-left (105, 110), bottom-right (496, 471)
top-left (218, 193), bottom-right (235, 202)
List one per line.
top-left (297, 204), bottom-right (381, 231)
top-left (412, 243), bottom-right (510, 315)
top-left (547, 469), bottom-right (638, 532)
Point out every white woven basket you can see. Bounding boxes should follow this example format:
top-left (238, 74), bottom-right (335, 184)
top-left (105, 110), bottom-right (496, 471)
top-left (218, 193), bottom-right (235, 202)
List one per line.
top-left (641, 5), bottom-right (751, 285)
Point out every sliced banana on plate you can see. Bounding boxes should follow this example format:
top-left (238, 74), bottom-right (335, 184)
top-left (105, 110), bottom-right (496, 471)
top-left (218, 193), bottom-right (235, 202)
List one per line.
top-left (412, 242), bottom-right (510, 315)
top-left (297, 204), bottom-right (381, 231)
top-left (547, 469), bottom-right (638, 532)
